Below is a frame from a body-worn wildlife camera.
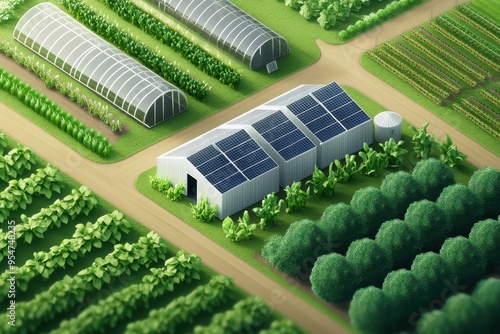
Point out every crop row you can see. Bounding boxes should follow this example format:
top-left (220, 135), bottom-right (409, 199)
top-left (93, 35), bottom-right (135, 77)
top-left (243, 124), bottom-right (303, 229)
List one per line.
top-left (452, 103), bottom-right (500, 141)
top-left (366, 49), bottom-right (445, 104)
top-left (460, 98), bottom-right (500, 130)
top-left (381, 42), bottom-right (460, 94)
top-left (0, 39), bottom-right (124, 132)
top-left (402, 32), bottom-right (479, 86)
top-left (481, 90), bottom-right (500, 109)
top-left (435, 15), bottom-right (500, 64)
top-left (0, 145), bottom-right (35, 183)
top-left (429, 21), bottom-right (500, 73)
top-left (0, 210), bottom-right (131, 301)
top-left (61, 0), bottom-right (208, 100)
top-left (0, 231), bottom-right (169, 334)
top-left (0, 164), bottom-right (64, 223)
top-left (0, 185), bottom-right (98, 261)
top-left (0, 67), bottom-right (113, 157)
top-left (452, 8), bottom-right (500, 45)
top-left (97, 0), bottom-right (241, 88)
top-left (53, 250), bottom-right (201, 334)
top-left (457, 4), bottom-right (500, 37)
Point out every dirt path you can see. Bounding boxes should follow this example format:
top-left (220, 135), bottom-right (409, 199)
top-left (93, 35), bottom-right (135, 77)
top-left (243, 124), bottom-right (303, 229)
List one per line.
top-left (1, 0), bottom-right (499, 333)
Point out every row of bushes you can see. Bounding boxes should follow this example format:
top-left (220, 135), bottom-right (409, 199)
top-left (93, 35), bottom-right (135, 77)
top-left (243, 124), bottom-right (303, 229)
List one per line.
top-left (62, 0), bottom-right (209, 100)
top-left (0, 0), bottom-right (22, 21)
top-left (0, 67), bottom-right (113, 157)
top-left (97, 0), bottom-right (242, 88)
top-left (0, 39), bottom-right (124, 132)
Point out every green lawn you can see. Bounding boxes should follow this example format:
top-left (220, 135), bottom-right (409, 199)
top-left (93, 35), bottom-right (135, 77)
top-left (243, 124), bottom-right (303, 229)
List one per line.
top-left (136, 86), bottom-right (477, 330)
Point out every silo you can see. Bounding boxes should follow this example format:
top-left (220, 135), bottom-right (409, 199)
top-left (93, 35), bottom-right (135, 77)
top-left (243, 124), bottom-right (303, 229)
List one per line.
top-left (374, 111), bottom-right (403, 143)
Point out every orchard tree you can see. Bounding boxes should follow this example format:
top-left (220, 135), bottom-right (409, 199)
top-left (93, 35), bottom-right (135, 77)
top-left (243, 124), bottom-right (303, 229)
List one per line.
top-left (468, 219), bottom-right (500, 267)
top-left (436, 184), bottom-right (481, 236)
top-left (380, 171), bottom-right (423, 218)
top-left (375, 219), bottom-right (422, 268)
top-left (411, 252), bottom-right (452, 304)
top-left (261, 219), bottom-right (324, 277)
top-left (382, 269), bottom-right (426, 329)
top-left (346, 238), bottom-right (392, 287)
top-left (439, 236), bottom-right (486, 286)
top-left (467, 167), bottom-right (500, 219)
top-left (417, 309), bottom-right (460, 334)
top-left (317, 203), bottom-right (364, 252)
top-left (349, 287), bottom-right (395, 334)
top-left (310, 253), bottom-right (358, 303)
top-left (405, 200), bottom-right (451, 251)
top-left (412, 158), bottom-right (455, 201)
top-left (473, 278), bottom-right (500, 332)
top-left (350, 186), bottom-right (393, 237)
top-left (437, 294), bottom-right (487, 334)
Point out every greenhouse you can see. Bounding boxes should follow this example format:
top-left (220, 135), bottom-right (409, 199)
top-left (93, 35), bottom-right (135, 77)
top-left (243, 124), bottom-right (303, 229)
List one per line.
top-left (13, 2), bottom-right (188, 128)
top-left (149, 0), bottom-right (290, 70)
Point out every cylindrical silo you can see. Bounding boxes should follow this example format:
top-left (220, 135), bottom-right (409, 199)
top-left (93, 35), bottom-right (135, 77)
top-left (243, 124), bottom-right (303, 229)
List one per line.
top-left (374, 111), bottom-right (402, 143)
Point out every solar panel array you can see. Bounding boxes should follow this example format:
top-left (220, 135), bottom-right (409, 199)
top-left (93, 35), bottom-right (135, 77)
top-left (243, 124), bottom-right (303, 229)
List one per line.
top-left (252, 111), bottom-right (315, 161)
top-left (187, 130), bottom-right (277, 193)
top-left (286, 82), bottom-right (370, 142)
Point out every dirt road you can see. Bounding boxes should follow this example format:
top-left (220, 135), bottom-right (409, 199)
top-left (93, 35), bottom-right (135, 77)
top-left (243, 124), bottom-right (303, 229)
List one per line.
top-left (1, 0), bottom-right (498, 333)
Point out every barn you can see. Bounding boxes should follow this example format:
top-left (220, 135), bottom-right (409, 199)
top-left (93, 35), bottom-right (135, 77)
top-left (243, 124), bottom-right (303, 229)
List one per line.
top-left (13, 3), bottom-right (188, 128)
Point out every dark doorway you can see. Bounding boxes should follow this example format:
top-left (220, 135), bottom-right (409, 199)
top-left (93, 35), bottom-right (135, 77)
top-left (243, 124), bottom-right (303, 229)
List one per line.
top-left (187, 174), bottom-right (197, 201)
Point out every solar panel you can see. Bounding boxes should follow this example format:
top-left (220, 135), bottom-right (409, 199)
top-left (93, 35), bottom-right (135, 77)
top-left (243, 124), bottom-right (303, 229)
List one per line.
top-left (232, 149), bottom-right (269, 171)
top-left (242, 158), bottom-right (277, 179)
top-left (215, 130), bottom-right (251, 152)
top-left (225, 140), bottom-right (260, 162)
top-left (287, 95), bottom-right (317, 115)
top-left (187, 145), bottom-right (220, 167)
top-left (307, 114), bottom-right (334, 133)
top-left (279, 137), bottom-right (315, 161)
top-left (294, 104), bottom-right (326, 124)
top-left (312, 82), bottom-right (343, 102)
top-left (252, 111), bottom-right (288, 134)
top-left (205, 164), bottom-right (241, 185)
top-left (196, 154), bottom-right (231, 175)
top-left (341, 111), bottom-right (371, 130)
top-left (330, 101), bottom-right (361, 121)
top-left (213, 173), bottom-right (248, 193)
top-left (315, 122), bottom-right (346, 142)
top-left (259, 122), bottom-right (294, 142)
top-left (322, 93), bottom-right (352, 112)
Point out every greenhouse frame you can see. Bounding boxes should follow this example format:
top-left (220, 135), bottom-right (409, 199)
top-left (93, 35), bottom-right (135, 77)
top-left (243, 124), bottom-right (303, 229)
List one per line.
top-left (13, 2), bottom-right (188, 128)
top-left (149, 0), bottom-right (290, 70)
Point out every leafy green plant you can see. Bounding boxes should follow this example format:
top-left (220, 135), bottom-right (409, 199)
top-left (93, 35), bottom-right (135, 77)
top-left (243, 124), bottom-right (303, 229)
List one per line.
top-left (125, 275), bottom-right (235, 334)
top-left (438, 134), bottom-right (467, 168)
top-left (282, 181), bottom-right (310, 213)
top-left (166, 181), bottom-right (185, 201)
top-left (0, 145), bottom-right (36, 182)
top-left (252, 193), bottom-right (282, 229)
top-left (359, 143), bottom-right (381, 176)
top-left (334, 154), bottom-right (359, 181)
top-left (0, 132), bottom-right (8, 154)
top-left (410, 123), bottom-right (439, 159)
top-left (191, 195), bottom-right (218, 223)
top-left (222, 211), bottom-right (257, 242)
top-left (149, 174), bottom-right (172, 194)
top-left (378, 138), bottom-right (408, 167)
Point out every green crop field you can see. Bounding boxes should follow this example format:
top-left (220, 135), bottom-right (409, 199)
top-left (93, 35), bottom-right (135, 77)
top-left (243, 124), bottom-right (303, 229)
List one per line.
top-left (472, 0), bottom-right (500, 21)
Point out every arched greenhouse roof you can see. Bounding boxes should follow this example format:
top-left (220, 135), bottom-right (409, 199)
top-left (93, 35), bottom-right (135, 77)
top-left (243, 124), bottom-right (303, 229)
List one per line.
top-left (150, 0), bottom-right (290, 70)
top-left (13, 2), bottom-right (188, 128)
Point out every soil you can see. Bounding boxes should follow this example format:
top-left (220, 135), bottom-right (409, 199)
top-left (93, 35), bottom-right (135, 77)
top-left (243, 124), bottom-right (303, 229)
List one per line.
top-left (1, 0), bottom-right (499, 333)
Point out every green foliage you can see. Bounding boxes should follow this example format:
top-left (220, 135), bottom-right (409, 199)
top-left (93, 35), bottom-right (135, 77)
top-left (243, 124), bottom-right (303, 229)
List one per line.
top-left (412, 158), bottom-right (455, 202)
top-left (306, 164), bottom-right (337, 196)
top-left (375, 219), bottom-right (422, 268)
top-left (405, 200), bottom-right (451, 251)
top-left (358, 142), bottom-right (381, 176)
top-left (468, 167), bottom-right (500, 219)
top-left (149, 174), bottom-right (172, 194)
top-left (438, 134), bottom-right (467, 168)
top-left (54, 250), bottom-right (201, 334)
top-left (346, 238), bottom-right (392, 287)
top-left (0, 67), bottom-right (113, 157)
top-left (252, 193), bottom-right (281, 229)
top-left (0, 164), bottom-right (65, 223)
top-left (222, 211), bottom-right (256, 242)
top-left (166, 181), bottom-right (185, 201)
top-left (468, 219), bottom-right (500, 266)
top-left (193, 296), bottom-right (271, 334)
top-left (380, 171), bottom-right (423, 218)
top-left (439, 236), bottom-right (486, 286)
top-left (317, 203), bottom-right (365, 248)
top-left (378, 138), bottom-right (407, 167)
top-left (410, 123), bottom-right (438, 159)
top-left (282, 181), bottom-right (310, 213)
top-left (125, 275), bottom-right (235, 334)
top-left (310, 253), bottom-right (359, 303)
top-left (350, 186), bottom-right (392, 237)
top-left (61, 0), bottom-right (209, 100)
top-left (471, 278), bottom-right (500, 332)
top-left (411, 252), bottom-right (452, 300)
top-left (349, 286), bottom-right (395, 334)
top-left (259, 319), bottom-right (301, 334)
top-left (334, 154), bottom-right (359, 181)
top-left (97, 0), bottom-right (241, 87)
top-left (0, 132), bottom-right (7, 154)
top-left (262, 219), bottom-right (324, 277)
top-left (0, 145), bottom-right (36, 182)
top-left (191, 195), bottom-right (217, 223)
top-left (0, 0), bottom-right (23, 21)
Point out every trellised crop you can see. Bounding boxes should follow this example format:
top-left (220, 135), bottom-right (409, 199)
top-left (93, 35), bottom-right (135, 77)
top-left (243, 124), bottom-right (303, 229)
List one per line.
top-left (97, 0), bottom-right (241, 88)
top-left (61, 0), bottom-right (209, 100)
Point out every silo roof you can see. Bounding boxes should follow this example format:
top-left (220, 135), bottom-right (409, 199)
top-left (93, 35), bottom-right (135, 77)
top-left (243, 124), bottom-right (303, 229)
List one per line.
top-left (374, 111), bottom-right (402, 128)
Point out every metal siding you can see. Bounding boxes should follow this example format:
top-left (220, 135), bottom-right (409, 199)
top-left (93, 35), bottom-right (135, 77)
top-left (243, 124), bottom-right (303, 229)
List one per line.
top-left (282, 148), bottom-right (317, 185)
